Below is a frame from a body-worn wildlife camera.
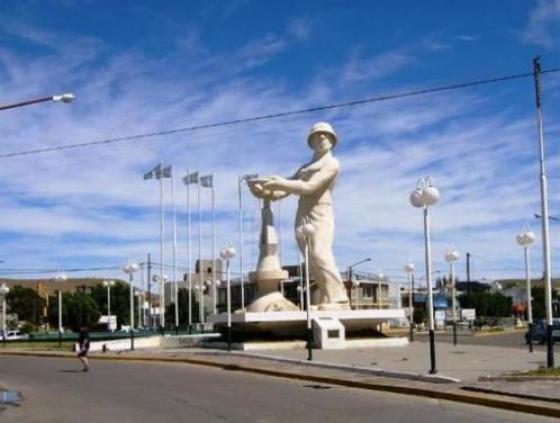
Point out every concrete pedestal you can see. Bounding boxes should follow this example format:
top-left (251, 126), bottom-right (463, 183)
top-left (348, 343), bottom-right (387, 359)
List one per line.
top-left (209, 309), bottom-right (405, 340)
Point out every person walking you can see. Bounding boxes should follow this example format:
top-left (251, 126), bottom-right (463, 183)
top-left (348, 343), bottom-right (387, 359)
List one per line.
top-left (77, 326), bottom-right (90, 372)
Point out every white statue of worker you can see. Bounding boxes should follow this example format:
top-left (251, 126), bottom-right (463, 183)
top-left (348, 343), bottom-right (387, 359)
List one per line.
top-left (249, 122), bottom-right (350, 309)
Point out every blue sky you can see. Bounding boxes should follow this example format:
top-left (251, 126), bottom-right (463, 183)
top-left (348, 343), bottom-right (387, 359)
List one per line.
top-left (0, 0), bottom-right (559, 287)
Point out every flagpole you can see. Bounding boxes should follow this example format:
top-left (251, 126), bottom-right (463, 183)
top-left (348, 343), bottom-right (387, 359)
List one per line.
top-left (198, 178), bottom-right (204, 327)
top-left (171, 166), bottom-right (179, 331)
top-left (159, 162), bottom-right (165, 330)
top-left (187, 169), bottom-right (192, 331)
top-left (211, 182), bottom-right (217, 315)
top-left (238, 177), bottom-right (245, 309)
top-left (278, 200), bottom-right (283, 263)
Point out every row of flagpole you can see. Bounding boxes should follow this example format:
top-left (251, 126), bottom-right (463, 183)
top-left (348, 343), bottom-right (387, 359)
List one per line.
top-left (144, 164), bottom-right (216, 330)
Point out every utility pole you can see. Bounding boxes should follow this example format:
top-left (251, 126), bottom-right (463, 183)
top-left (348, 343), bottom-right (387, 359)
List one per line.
top-left (533, 56), bottom-right (554, 369)
top-left (147, 253), bottom-right (152, 329)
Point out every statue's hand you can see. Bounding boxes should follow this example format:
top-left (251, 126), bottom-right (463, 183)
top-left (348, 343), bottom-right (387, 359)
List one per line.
top-left (248, 181), bottom-right (265, 197)
top-left (263, 176), bottom-right (288, 190)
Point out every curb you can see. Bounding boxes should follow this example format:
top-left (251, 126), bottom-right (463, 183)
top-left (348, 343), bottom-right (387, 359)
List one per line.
top-left (1, 350), bottom-right (559, 418)
top-left (229, 351), bottom-right (460, 384)
top-left (462, 386), bottom-right (560, 405)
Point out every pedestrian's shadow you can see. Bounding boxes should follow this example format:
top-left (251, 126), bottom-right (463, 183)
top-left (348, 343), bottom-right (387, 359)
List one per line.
top-left (58, 370), bottom-right (83, 373)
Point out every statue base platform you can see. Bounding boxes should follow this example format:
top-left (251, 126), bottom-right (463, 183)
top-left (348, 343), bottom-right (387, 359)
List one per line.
top-left (208, 309), bottom-right (405, 338)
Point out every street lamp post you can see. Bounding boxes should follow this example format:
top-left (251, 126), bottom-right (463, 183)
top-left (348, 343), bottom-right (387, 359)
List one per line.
top-left (102, 280), bottom-right (115, 332)
top-left (0, 283), bottom-right (9, 344)
top-left (347, 258), bottom-right (372, 309)
top-left (55, 272), bottom-right (67, 347)
top-left (532, 57), bottom-right (554, 369)
top-left (220, 245), bottom-right (236, 351)
top-left (297, 222), bottom-right (315, 361)
top-left (123, 262), bottom-right (139, 350)
top-left (516, 229), bottom-right (536, 353)
top-left (410, 176), bottom-right (440, 374)
top-left (0, 92), bottom-right (74, 111)
top-left (404, 261), bottom-right (415, 342)
top-left (444, 248), bottom-right (460, 346)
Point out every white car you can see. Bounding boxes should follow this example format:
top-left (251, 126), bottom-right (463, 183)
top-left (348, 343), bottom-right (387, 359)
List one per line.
top-left (1, 330), bottom-right (28, 340)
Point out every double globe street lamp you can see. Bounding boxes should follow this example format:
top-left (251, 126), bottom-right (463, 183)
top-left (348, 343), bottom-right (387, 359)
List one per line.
top-left (410, 177), bottom-right (440, 374)
top-left (516, 229), bottom-right (536, 353)
top-left (444, 248), bottom-right (460, 345)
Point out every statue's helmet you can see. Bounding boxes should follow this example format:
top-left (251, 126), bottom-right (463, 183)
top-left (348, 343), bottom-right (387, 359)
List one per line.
top-left (307, 122), bottom-right (338, 148)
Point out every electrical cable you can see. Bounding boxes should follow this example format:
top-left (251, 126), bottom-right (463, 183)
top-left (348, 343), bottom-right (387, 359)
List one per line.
top-left (1, 68), bottom-right (558, 160)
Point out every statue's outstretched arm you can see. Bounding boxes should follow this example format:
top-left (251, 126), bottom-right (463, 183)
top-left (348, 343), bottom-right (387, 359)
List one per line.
top-left (263, 164), bottom-right (338, 196)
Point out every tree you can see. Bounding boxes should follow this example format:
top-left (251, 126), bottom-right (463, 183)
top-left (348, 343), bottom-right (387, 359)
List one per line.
top-left (48, 292), bottom-right (101, 331)
top-left (6, 286), bottom-right (46, 326)
top-left (458, 291), bottom-right (512, 322)
top-left (165, 288), bottom-right (199, 329)
top-left (89, 281), bottom-right (131, 328)
top-left (530, 286), bottom-right (560, 319)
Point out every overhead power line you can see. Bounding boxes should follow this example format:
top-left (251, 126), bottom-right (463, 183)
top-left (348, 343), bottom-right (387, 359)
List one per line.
top-left (1, 67), bottom-right (559, 160)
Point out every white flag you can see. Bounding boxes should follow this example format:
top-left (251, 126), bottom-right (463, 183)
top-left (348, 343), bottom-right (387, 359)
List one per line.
top-left (200, 174), bottom-right (213, 188)
top-left (183, 171), bottom-right (199, 185)
top-left (143, 164), bottom-right (161, 180)
top-left (159, 165), bottom-right (172, 179)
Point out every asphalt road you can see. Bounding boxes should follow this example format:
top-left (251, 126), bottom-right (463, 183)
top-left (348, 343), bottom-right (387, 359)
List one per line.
top-left (415, 329), bottom-right (559, 350)
top-left (0, 356), bottom-right (558, 423)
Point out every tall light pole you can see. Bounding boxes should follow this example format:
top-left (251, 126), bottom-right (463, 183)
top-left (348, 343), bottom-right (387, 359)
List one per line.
top-left (183, 170), bottom-right (199, 333)
top-left (516, 229), bottom-right (536, 353)
top-left (410, 176), bottom-right (440, 374)
top-left (404, 261), bottom-right (415, 342)
top-left (123, 261), bottom-right (139, 350)
top-left (201, 175), bottom-right (216, 315)
top-left (0, 92), bottom-right (74, 111)
top-left (347, 258), bottom-right (372, 309)
top-left (1, 283), bottom-right (9, 343)
top-left (238, 174), bottom-right (258, 310)
top-left (102, 280), bottom-right (115, 331)
top-left (220, 245), bottom-right (236, 351)
top-left (533, 57), bottom-right (554, 369)
top-left (55, 272), bottom-right (67, 346)
top-left (297, 222), bottom-right (315, 361)
top-left (144, 164), bottom-right (170, 329)
top-left (170, 166), bottom-right (180, 332)
top-left (444, 248), bottom-right (460, 346)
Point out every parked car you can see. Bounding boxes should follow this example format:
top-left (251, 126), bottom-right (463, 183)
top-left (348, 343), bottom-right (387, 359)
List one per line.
top-left (1, 330), bottom-right (29, 341)
top-left (525, 319), bottom-right (560, 344)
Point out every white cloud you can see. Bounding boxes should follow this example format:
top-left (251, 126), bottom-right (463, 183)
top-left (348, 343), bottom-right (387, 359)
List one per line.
top-left (0, 17), bottom-right (558, 288)
top-left (523, 0), bottom-right (560, 48)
